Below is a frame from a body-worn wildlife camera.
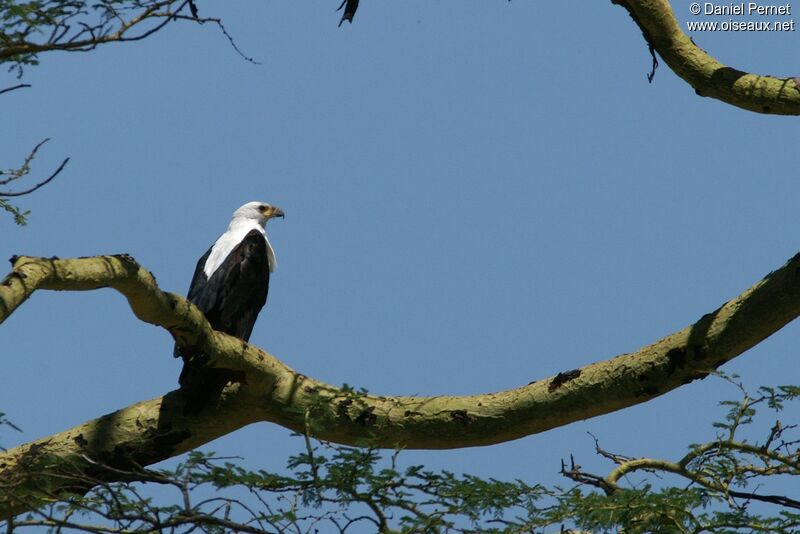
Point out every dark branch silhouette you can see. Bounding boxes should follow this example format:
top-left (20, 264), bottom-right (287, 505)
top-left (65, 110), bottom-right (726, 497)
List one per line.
top-left (337, 0), bottom-right (360, 27)
top-left (0, 158), bottom-right (69, 198)
top-left (0, 84), bottom-right (31, 96)
top-left (0, 139), bottom-right (69, 195)
top-left (0, 0), bottom-right (255, 74)
top-left (0, 139), bottom-right (69, 225)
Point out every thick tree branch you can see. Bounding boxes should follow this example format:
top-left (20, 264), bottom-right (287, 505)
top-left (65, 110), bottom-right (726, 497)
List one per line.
top-left (615, 0), bottom-right (800, 115)
top-left (2, 252), bottom-right (800, 518)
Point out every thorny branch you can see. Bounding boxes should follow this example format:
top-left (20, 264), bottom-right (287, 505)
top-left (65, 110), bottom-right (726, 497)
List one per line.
top-left (3, 251), bottom-right (800, 519)
top-left (562, 377), bottom-right (800, 514)
top-left (5, 386), bottom-right (800, 533)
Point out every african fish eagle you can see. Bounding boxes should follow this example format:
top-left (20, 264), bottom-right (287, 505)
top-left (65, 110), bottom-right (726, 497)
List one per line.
top-left (175, 201), bottom-right (284, 414)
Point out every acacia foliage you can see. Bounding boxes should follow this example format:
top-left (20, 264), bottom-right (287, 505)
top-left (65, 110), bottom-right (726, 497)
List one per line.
top-left (0, 1), bottom-right (209, 75)
top-left (2, 376), bottom-right (800, 533)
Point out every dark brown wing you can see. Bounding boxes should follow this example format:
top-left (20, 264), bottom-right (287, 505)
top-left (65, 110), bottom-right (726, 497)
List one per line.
top-left (176, 230), bottom-right (270, 414)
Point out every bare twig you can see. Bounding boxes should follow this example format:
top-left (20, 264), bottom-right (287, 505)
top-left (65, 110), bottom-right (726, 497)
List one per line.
top-left (0, 139), bottom-right (51, 186)
top-left (0, 158), bottom-right (69, 197)
top-left (0, 84), bottom-right (31, 96)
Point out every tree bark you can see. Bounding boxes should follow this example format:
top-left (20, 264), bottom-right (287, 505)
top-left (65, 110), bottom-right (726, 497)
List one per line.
top-left (2, 252), bottom-right (800, 518)
top-left (615, 0), bottom-right (800, 115)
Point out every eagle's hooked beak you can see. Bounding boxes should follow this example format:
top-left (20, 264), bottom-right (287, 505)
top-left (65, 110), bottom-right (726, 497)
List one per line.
top-left (265, 206), bottom-right (285, 219)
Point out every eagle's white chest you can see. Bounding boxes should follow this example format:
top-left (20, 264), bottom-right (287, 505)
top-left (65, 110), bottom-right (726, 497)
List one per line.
top-left (203, 220), bottom-right (276, 278)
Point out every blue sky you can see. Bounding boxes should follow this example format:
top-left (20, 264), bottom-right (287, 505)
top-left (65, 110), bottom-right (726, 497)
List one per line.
top-left (2, 0), bottom-right (800, 510)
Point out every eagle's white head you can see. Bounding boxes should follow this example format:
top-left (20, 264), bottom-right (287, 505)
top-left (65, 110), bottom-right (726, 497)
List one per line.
top-left (231, 201), bottom-right (285, 226)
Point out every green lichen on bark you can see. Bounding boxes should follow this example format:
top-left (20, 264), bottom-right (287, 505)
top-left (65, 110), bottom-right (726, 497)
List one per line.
top-left (616, 0), bottom-right (800, 115)
top-left (2, 252), bottom-right (800, 518)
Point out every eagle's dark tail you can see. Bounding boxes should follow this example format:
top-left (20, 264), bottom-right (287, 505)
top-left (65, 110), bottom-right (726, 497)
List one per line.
top-left (178, 362), bottom-right (232, 416)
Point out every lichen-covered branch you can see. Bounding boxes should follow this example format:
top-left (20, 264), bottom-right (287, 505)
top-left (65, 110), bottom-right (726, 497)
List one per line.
top-left (614, 0), bottom-right (800, 115)
top-left (2, 252), bottom-right (800, 518)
